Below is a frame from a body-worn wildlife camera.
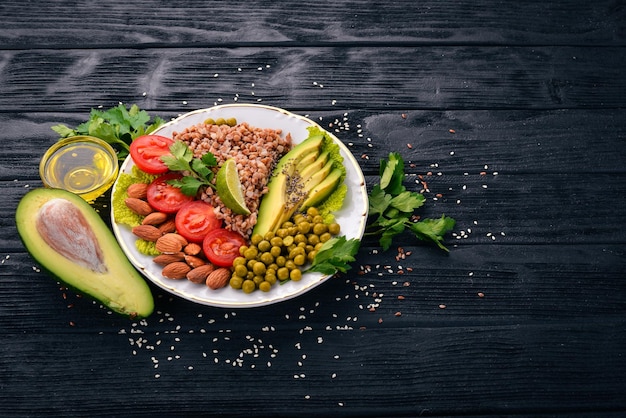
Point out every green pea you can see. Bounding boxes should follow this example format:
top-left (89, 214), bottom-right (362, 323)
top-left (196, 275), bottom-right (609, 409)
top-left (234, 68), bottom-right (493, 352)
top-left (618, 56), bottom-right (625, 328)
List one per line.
top-left (259, 281), bottom-right (272, 292)
top-left (270, 245), bottom-right (282, 258)
top-left (244, 247), bottom-right (258, 260)
top-left (313, 223), bottom-right (327, 235)
top-left (253, 275), bottom-right (264, 285)
top-left (294, 234), bottom-right (307, 244)
top-left (215, 117), bottom-right (226, 125)
top-left (260, 252), bottom-right (274, 265)
top-left (285, 260), bottom-right (296, 271)
top-left (282, 235), bottom-right (294, 247)
top-left (276, 228), bottom-right (288, 238)
top-left (232, 256), bottom-right (246, 267)
top-left (307, 234), bottom-right (320, 246)
top-left (252, 262), bottom-right (266, 276)
top-left (250, 234), bottom-right (263, 245)
top-left (297, 221), bottom-right (311, 234)
top-left (290, 268), bottom-right (302, 281)
top-left (234, 264), bottom-right (248, 278)
top-left (293, 254), bottom-right (306, 266)
top-left (229, 276), bottom-right (243, 289)
top-left (320, 232), bottom-right (332, 242)
top-left (242, 280), bottom-right (256, 294)
top-left (257, 239), bottom-right (271, 252)
top-left (226, 117), bottom-right (237, 127)
top-left (328, 223), bottom-right (341, 235)
top-left (276, 255), bottom-right (286, 267)
top-left (277, 267), bottom-right (289, 281)
top-left (289, 246), bottom-right (305, 259)
top-left (264, 231), bottom-right (275, 241)
top-left (270, 236), bottom-right (283, 247)
top-left (306, 207), bottom-right (319, 217)
top-left (265, 274), bottom-right (277, 285)
top-left (204, 118), bottom-right (215, 125)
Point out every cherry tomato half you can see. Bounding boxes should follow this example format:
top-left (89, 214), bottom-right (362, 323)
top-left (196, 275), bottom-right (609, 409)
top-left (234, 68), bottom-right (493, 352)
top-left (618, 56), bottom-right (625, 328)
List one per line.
top-left (129, 135), bottom-right (174, 174)
top-left (175, 201), bottom-right (222, 243)
top-left (146, 173), bottom-right (194, 214)
top-left (202, 228), bottom-right (247, 267)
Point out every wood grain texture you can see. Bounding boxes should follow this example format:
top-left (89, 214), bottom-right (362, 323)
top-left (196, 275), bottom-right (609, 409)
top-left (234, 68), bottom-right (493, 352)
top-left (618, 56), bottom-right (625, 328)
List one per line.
top-left (0, 0), bottom-right (624, 47)
top-left (1, 46), bottom-right (624, 112)
top-left (1, 0), bottom-right (625, 416)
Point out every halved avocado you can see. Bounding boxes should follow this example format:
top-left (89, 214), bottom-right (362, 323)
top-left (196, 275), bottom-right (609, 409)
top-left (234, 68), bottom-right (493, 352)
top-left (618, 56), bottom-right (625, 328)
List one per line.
top-left (15, 188), bottom-right (154, 318)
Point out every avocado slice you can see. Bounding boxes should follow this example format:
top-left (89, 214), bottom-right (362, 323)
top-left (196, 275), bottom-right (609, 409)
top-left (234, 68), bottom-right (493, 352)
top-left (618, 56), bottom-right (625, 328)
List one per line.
top-left (299, 151), bottom-right (330, 183)
top-left (301, 167), bottom-right (343, 210)
top-left (254, 134), bottom-right (324, 236)
top-left (302, 159), bottom-right (334, 194)
top-left (15, 188), bottom-right (154, 318)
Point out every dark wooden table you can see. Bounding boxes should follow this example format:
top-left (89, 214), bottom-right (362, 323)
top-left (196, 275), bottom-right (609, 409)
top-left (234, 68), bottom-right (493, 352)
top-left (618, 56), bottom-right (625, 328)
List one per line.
top-left (1, 1), bottom-right (625, 416)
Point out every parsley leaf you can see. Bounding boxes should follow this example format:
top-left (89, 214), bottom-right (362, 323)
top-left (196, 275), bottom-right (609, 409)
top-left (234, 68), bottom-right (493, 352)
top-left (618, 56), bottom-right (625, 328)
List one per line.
top-left (51, 103), bottom-right (164, 160)
top-left (306, 236), bottom-right (361, 275)
top-left (366, 152), bottom-right (456, 252)
top-left (160, 140), bottom-right (218, 196)
top-left (408, 215), bottom-right (456, 251)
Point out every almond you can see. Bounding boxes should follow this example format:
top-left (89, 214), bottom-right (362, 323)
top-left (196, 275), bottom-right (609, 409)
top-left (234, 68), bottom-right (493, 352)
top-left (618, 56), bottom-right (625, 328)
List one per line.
top-left (158, 219), bottom-right (177, 234)
top-left (161, 262), bottom-right (191, 280)
top-left (127, 183), bottom-right (149, 199)
top-left (184, 255), bottom-right (206, 268)
top-left (153, 252), bottom-right (185, 265)
top-left (131, 225), bottom-right (163, 242)
top-left (155, 233), bottom-right (187, 254)
top-left (186, 264), bottom-right (215, 284)
top-left (142, 212), bottom-right (168, 226)
top-left (125, 198), bottom-right (153, 216)
top-left (183, 242), bottom-right (202, 256)
top-left (205, 268), bottom-right (231, 290)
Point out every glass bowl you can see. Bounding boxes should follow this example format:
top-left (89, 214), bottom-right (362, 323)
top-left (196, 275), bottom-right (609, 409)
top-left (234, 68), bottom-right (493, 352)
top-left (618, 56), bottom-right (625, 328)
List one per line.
top-left (39, 136), bottom-right (119, 202)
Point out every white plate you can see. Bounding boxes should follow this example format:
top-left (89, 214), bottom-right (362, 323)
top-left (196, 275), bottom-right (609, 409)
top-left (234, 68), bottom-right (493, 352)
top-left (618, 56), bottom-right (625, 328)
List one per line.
top-left (111, 104), bottom-right (368, 308)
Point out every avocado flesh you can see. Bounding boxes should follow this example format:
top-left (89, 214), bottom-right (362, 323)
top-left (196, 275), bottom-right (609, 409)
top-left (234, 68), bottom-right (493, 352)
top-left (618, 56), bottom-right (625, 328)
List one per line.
top-left (299, 151), bottom-right (329, 182)
top-left (254, 134), bottom-right (324, 236)
top-left (15, 188), bottom-right (154, 318)
top-left (302, 159), bottom-right (334, 194)
top-left (301, 167), bottom-right (343, 210)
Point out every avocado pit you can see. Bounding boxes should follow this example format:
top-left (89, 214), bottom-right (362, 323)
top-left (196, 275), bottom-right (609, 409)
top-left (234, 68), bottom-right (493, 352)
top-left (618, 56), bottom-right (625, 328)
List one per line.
top-left (36, 198), bottom-right (107, 274)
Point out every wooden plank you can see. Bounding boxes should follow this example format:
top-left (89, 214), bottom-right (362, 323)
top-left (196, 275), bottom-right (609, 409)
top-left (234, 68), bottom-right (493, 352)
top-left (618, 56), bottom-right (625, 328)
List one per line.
top-left (3, 169), bottom-right (626, 248)
top-left (0, 46), bottom-right (624, 112)
top-left (0, 321), bottom-right (624, 416)
top-left (0, 0), bottom-right (623, 47)
top-left (2, 243), bottom-right (624, 333)
top-left (1, 108), bottom-right (625, 181)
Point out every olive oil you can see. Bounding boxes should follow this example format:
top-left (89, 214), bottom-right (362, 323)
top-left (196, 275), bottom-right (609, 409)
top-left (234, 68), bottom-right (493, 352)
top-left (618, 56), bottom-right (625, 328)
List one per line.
top-left (40, 136), bottom-right (118, 202)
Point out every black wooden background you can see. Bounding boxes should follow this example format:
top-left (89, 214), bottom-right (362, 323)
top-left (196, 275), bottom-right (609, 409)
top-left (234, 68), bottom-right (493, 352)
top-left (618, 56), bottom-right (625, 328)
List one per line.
top-left (1, 1), bottom-right (625, 416)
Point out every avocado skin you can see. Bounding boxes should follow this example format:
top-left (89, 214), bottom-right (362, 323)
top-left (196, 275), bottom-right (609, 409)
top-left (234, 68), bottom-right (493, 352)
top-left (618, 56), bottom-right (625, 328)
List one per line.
top-left (15, 188), bottom-right (154, 318)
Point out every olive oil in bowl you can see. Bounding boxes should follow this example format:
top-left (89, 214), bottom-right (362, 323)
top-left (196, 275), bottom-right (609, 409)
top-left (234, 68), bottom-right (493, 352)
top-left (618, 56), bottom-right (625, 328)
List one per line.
top-left (40, 136), bottom-right (119, 202)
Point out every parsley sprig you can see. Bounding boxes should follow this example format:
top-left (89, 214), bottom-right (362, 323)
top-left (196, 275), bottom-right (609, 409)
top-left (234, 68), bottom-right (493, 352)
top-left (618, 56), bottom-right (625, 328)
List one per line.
top-left (160, 141), bottom-right (218, 196)
top-left (306, 236), bottom-right (361, 275)
top-left (51, 103), bottom-right (165, 160)
top-left (366, 152), bottom-right (455, 252)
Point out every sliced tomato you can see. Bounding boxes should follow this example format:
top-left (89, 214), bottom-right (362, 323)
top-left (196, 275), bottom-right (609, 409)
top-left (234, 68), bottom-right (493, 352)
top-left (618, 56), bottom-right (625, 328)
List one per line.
top-left (146, 173), bottom-right (194, 214)
top-left (129, 135), bottom-right (174, 174)
top-left (202, 228), bottom-right (247, 267)
top-left (175, 201), bottom-right (222, 243)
